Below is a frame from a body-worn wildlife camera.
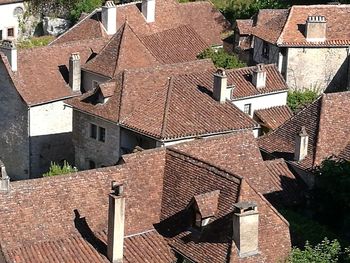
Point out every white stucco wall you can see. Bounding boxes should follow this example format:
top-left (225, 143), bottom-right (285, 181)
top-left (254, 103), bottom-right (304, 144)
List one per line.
top-left (232, 91), bottom-right (288, 118)
top-left (0, 1), bottom-right (25, 40)
top-left (29, 101), bottom-right (72, 136)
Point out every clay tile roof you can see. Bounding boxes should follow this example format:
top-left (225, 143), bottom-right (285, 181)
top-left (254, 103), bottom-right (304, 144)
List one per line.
top-left (82, 22), bottom-right (160, 78)
top-left (193, 190), bottom-right (220, 218)
top-left (0, 0), bottom-right (22, 4)
top-left (339, 143), bottom-right (350, 160)
top-left (254, 105), bottom-right (293, 130)
top-left (235, 19), bottom-right (253, 35)
top-left (14, 38), bottom-right (107, 105)
top-left (259, 92), bottom-right (350, 171)
top-left (278, 5), bottom-right (350, 47)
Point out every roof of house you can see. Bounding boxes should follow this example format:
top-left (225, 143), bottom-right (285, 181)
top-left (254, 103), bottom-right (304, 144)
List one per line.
top-left (67, 60), bottom-right (258, 141)
top-left (339, 143), bottom-right (350, 160)
top-left (51, 0), bottom-right (229, 47)
top-left (0, 0), bottom-right (22, 5)
top-left (0, 131), bottom-right (291, 263)
top-left (4, 38), bottom-right (107, 106)
top-left (192, 190), bottom-right (220, 218)
top-left (239, 5), bottom-right (350, 47)
top-left (254, 105), bottom-right (293, 130)
top-left (235, 19), bottom-right (253, 35)
top-left (259, 92), bottom-right (350, 171)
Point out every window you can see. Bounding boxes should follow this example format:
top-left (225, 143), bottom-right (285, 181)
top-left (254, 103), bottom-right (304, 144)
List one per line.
top-left (89, 160), bottom-right (96, 169)
top-left (99, 127), bottom-right (105, 142)
top-left (244, 103), bottom-right (251, 115)
top-left (0, 30), bottom-right (2, 40)
top-left (194, 212), bottom-right (202, 228)
top-left (262, 41), bottom-right (269, 59)
top-left (90, 123), bottom-right (97, 139)
top-left (7, 28), bottom-right (14, 38)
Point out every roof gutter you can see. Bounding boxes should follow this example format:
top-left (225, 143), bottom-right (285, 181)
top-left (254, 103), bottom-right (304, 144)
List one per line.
top-left (29, 94), bottom-right (80, 107)
top-left (230, 89), bottom-right (288, 102)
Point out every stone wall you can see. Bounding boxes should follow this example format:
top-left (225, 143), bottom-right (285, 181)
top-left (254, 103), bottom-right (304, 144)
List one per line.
top-left (120, 128), bottom-right (157, 154)
top-left (286, 47), bottom-right (349, 92)
top-left (73, 110), bottom-right (120, 170)
top-left (253, 37), bottom-right (280, 65)
top-left (0, 59), bottom-right (30, 180)
top-left (82, 70), bottom-right (110, 92)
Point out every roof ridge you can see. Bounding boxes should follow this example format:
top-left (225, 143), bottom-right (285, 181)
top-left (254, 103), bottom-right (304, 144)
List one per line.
top-left (276, 7), bottom-right (293, 45)
top-left (160, 77), bottom-right (174, 138)
top-left (112, 22), bottom-right (127, 78)
top-left (116, 71), bottom-right (125, 122)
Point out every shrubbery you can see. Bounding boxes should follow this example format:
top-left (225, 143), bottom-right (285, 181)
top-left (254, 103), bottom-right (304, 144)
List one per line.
top-left (43, 161), bottom-right (78, 177)
top-left (197, 48), bottom-right (246, 69)
top-left (287, 90), bottom-right (319, 112)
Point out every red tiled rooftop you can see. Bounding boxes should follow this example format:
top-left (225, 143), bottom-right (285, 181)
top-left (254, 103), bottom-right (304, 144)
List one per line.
top-left (254, 105), bottom-right (293, 130)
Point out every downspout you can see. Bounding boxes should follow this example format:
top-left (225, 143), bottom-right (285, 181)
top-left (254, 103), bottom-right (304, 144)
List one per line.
top-left (27, 106), bottom-right (31, 179)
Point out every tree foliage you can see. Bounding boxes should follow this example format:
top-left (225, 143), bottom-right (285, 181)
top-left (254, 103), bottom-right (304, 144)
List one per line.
top-left (287, 90), bottom-right (319, 112)
top-left (197, 48), bottom-right (246, 69)
top-left (69, 0), bottom-right (102, 23)
top-left (43, 161), bottom-right (78, 177)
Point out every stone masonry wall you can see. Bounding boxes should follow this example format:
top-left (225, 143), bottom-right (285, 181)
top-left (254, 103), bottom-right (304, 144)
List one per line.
top-left (73, 110), bottom-right (120, 170)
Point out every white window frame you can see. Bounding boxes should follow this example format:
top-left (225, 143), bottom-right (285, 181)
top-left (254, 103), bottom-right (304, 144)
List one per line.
top-left (244, 103), bottom-right (252, 115)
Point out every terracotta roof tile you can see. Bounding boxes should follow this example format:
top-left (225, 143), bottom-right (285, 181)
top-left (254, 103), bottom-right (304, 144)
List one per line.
top-left (254, 105), bottom-right (293, 130)
top-left (339, 143), bottom-right (350, 160)
top-left (193, 190), bottom-right (220, 218)
top-left (259, 92), bottom-right (350, 170)
top-left (236, 19), bottom-right (253, 35)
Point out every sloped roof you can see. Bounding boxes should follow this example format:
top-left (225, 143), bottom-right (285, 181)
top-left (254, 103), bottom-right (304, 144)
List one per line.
top-left (10, 38), bottom-right (107, 106)
top-left (339, 143), bottom-right (350, 160)
top-left (259, 92), bottom-right (350, 171)
top-left (235, 19), bottom-right (253, 35)
top-left (51, 0), bottom-right (229, 46)
top-left (193, 190), bottom-right (220, 218)
top-left (254, 105), bottom-right (293, 130)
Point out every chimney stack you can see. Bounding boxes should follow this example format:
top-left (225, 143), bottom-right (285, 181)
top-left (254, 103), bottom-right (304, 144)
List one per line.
top-left (252, 64), bottom-right (266, 89)
top-left (107, 181), bottom-right (125, 263)
top-left (305, 16), bottom-right (327, 42)
top-left (294, 126), bottom-right (309, 161)
top-left (232, 202), bottom-right (259, 257)
top-left (142, 0), bottom-right (156, 23)
top-left (69, 53), bottom-right (81, 92)
top-left (213, 68), bottom-right (233, 103)
top-left (0, 40), bottom-right (17, 72)
top-left (0, 161), bottom-right (10, 192)
top-left (102, 1), bottom-right (117, 35)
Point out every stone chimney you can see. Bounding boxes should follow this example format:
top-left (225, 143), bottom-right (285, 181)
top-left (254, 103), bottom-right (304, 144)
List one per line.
top-left (213, 68), bottom-right (233, 103)
top-left (102, 1), bottom-right (117, 35)
top-left (0, 161), bottom-right (10, 192)
top-left (0, 40), bottom-right (17, 72)
top-left (107, 182), bottom-right (125, 263)
top-left (142, 0), bottom-right (156, 23)
top-left (294, 126), bottom-right (309, 161)
top-left (232, 202), bottom-right (259, 257)
top-left (69, 53), bottom-right (81, 92)
top-left (305, 16), bottom-right (327, 42)
top-left (252, 64), bottom-right (266, 89)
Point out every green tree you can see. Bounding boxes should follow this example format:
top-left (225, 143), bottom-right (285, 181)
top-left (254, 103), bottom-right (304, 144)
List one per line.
top-left (197, 48), bottom-right (246, 69)
top-left (69, 0), bottom-right (103, 23)
top-left (43, 161), bottom-right (78, 177)
top-left (287, 90), bottom-right (319, 112)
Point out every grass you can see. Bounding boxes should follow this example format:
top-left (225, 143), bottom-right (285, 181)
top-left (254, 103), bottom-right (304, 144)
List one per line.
top-left (17, 36), bottom-right (55, 49)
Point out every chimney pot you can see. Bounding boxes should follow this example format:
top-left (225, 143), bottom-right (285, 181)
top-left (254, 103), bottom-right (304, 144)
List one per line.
top-left (306, 15), bottom-right (327, 42)
top-left (252, 64), bottom-right (266, 89)
top-left (0, 40), bottom-right (17, 72)
top-left (294, 126), bottom-right (309, 161)
top-left (69, 52), bottom-right (81, 92)
top-left (142, 0), bottom-right (156, 23)
top-left (102, 1), bottom-right (117, 35)
top-left (213, 68), bottom-right (232, 103)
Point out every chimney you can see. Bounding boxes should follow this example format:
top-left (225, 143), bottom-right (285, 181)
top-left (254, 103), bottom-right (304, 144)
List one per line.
top-left (107, 181), bottom-right (125, 263)
top-left (0, 40), bottom-right (17, 72)
top-left (232, 202), bottom-right (259, 257)
top-left (213, 68), bottom-right (233, 103)
top-left (142, 0), bottom-right (156, 23)
top-left (0, 161), bottom-right (10, 192)
top-left (252, 64), bottom-right (266, 89)
top-left (69, 53), bottom-right (81, 92)
top-left (305, 16), bottom-right (327, 42)
top-left (294, 126), bottom-right (309, 161)
top-left (102, 1), bottom-right (117, 35)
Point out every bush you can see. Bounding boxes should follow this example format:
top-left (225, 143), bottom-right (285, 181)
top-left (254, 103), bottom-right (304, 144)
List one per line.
top-left (197, 48), bottom-right (246, 69)
top-left (43, 161), bottom-right (78, 177)
top-left (17, 36), bottom-right (55, 49)
top-left (69, 0), bottom-right (103, 23)
top-left (287, 90), bottom-right (319, 112)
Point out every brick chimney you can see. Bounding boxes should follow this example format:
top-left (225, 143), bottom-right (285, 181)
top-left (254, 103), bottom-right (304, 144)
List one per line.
top-left (69, 53), bottom-right (81, 92)
top-left (232, 202), bottom-right (259, 257)
top-left (0, 40), bottom-right (17, 72)
top-left (107, 182), bottom-right (125, 263)
top-left (252, 64), bottom-right (266, 89)
top-left (0, 161), bottom-right (10, 192)
top-left (102, 1), bottom-right (117, 35)
top-left (294, 126), bottom-right (308, 161)
top-left (142, 0), bottom-right (156, 23)
top-left (213, 68), bottom-right (233, 103)
top-left (305, 16), bottom-right (327, 42)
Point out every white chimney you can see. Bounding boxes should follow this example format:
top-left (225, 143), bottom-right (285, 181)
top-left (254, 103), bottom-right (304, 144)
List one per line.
top-left (107, 182), bottom-right (125, 263)
top-left (295, 126), bottom-right (309, 161)
top-left (232, 202), bottom-right (259, 257)
top-left (306, 16), bottom-right (327, 42)
top-left (252, 64), bottom-right (266, 89)
top-left (69, 53), bottom-right (81, 92)
top-left (142, 0), bottom-right (156, 23)
top-left (102, 1), bottom-right (117, 35)
top-left (0, 40), bottom-right (17, 72)
top-left (0, 161), bottom-right (10, 192)
top-left (213, 68), bottom-right (233, 103)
